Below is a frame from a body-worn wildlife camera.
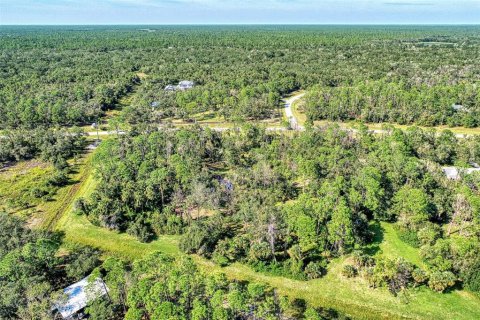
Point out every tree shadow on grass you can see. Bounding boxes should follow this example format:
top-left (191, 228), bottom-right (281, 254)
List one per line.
top-left (363, 221), bottom-right (384, 256)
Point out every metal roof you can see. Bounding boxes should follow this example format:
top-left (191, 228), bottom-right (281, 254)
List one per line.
top-left (443, 166), bottom-right (480, 180)
top-left (55, 277), bottom-right (108, 319)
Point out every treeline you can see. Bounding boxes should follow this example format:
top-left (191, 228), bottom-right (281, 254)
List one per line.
top-left (81, 125), bottom-right (480, 296)
top-left (0, 127), bottom-right (85, 168)
top-left (2, 25), bottom-right (479, 127)
top-left (305, 80), bottom-right (480, 127)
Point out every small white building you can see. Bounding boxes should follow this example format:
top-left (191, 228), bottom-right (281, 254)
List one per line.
top-left (164, 85), bottom-right (176, 92)
top-left (452, 104), bottom-right (466, 112)
top-left (54, 277), bottom-right (109, 319)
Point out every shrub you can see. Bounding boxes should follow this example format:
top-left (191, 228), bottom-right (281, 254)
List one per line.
top-left (248, 242), bottom-right (274, 262)
top-left (371, 257), bottom-right (414, 295)
top-left (250, 261), bottom-right (305, 280)
top-left (180, 218), bottom-right (230, 256)
top-left (412, 268), bottom-right (428, 286)
top-left (352, 251), bottom-right (374, 269)
top-left (126, 218), bottom-right (154, 243)
top-left (304, 261), bottom-right (327, 280)
top-left (30, 187), bottom-right (49, 199)
top-left (73, 197), bottom-right (88, 215)
top-left (420, 239), bottom-right (453, 272)
top-left (462, 260), bottom-right (480, 293)
top-left (428, 271), bottom-right (456, 292)
top-left (151, 207), bottom-right (185, 235)
top-left (212, 252), bottom-right (230, 267)
top-left (342, 265), bottom-right (357, 278)
top-left (417, 224), bottom-right (442, 246)
top-left (165, 215), bottom-right (184, 234)
top-left (46, 169), bottom-right (69, 187)
top-left (397, 227), bottom-right (420, 248)
top-left (212, 238), bottom-right (244, 267)
top-left (179, 223), bottom-right (209, 254)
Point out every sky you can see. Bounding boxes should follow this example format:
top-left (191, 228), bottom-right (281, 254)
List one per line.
top-left (0, 0), bottom-right (479, 25)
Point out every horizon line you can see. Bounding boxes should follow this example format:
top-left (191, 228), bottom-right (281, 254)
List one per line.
top-left (2, 23), bottom-right (480, 26)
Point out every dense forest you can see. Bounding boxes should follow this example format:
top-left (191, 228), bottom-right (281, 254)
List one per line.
top-left (1, 25), bottom-right (479, 129)
top-left (304, 80), bottom-right (480, 127)
top-left (79, 124), bottom-right (480, 298)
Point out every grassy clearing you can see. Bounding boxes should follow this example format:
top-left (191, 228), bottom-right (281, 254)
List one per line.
top-left (0, 160), bottom-right (53, 219)
top-left (377, 222), bottom-right (425, 267)
top-left (312, 120), bottom-right (480, 136)
top-left (362, 122), bottom-right (480, 136)
top-left (40, 156), bottom-right (94, 230)
top-left (169, 117), bottom-right (283, 130)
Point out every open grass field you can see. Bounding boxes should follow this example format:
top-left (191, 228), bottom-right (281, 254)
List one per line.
top-left (33, 148), bottom-right (480, 320)
top-left (0, 160), bottom-right (53, 219)
top-left (168, 111), bottom-right (283, 130)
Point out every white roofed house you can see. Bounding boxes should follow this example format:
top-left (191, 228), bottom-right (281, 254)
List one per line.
top-left (53, 277), bottom-right (109, 319)
top-left (443, 166), bottom-right (480, 180)
top-left (178, 80), bottom-right (194, 90)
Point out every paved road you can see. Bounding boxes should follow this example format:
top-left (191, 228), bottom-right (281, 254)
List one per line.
top-left (280, 92), bottom-right (470, 138)
top-left (283, 92), bottom-right (306, 130)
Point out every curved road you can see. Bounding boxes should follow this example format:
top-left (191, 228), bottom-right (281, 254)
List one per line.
top-left (283, 92), bottom-right (306, 130)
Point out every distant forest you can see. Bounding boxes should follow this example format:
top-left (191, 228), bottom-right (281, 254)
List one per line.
top-left (1, 25), bottom-right (479, 129)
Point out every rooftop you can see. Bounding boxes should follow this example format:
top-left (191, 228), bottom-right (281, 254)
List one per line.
top-left (55, 277), bottom-right (108, 319)
top-left (443, 166), bottom-right (480, 180)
